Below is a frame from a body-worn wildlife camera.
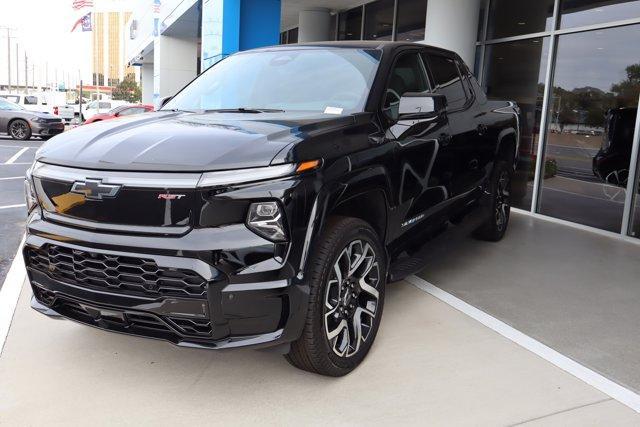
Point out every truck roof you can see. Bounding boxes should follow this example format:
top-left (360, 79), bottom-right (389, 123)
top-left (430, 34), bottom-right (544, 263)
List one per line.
top-left (252, 40), bottom-right (458, 57)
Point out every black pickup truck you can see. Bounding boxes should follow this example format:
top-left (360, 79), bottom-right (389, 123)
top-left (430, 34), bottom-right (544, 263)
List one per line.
top-left (23, 41), bottom-right (519, 376)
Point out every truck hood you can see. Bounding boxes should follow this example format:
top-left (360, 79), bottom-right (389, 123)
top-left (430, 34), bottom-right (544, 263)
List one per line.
top-left (36, 111), bottom-right (353, 172)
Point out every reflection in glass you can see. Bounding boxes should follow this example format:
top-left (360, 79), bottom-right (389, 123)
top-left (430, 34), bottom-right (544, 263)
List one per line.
top-left (396, 0), bottom-right (427, 41)
top-left (487, 0), bottom-right (555, 39)
top-left (483, 38), bottom-right (549, 209)
top-left (540, 25), bottom-right (640, 232)
top-left (338, 7), bottom-right (363, 40)
top-left (560, 0), bottom-right (640, 29)
top-left (364, 0), bottom-right (394, 41)
top-left (633, 154), bottom-right (640, 237)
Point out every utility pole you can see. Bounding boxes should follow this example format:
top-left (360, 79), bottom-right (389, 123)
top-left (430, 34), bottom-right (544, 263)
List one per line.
top-left (6, 28), bottom-right (11, 92)
top-left (24, 53), bottom-right (28, 93)
top-left (15, 43), bottom-right (19, 92)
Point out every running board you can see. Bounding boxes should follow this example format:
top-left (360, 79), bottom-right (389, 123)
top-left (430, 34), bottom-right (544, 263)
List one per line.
top-left (388, 256), bottom-right (427, 283)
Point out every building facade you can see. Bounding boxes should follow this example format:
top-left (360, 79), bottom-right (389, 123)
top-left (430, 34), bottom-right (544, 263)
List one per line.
top-left (124, 0), bottom-right (640, 242)
top-left (92, 8), bottom-right (134, 87)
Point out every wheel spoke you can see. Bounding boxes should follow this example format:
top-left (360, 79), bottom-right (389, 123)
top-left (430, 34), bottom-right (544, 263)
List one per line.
top-left (359, 275), bottom-right (379, 300)
top-left (327, 318), bottom-right (347, 340)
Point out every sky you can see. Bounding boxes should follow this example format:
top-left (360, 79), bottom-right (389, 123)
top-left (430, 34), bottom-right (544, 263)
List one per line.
top-left (0, 0), bottom-right (133, 89)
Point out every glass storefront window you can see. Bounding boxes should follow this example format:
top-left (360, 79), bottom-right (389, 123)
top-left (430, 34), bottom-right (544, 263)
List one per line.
top-left (560, 0), bottom-right (640, 29)
top-left (395, 0), bottom-right (427, 41)
top-left (338, 7), bottom-right (363, 40)
top-left (539, 24), bottom-right (640, 232)
top-left (364, 0), bottom-right (395, 41)
top-left (483, 37), bottom-right (550, 209)
top-left (487, 0), bottom-right (555, 39)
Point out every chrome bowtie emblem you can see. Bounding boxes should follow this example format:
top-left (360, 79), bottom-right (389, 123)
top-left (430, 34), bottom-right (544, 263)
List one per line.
top-left (70, 179), bottom-right (121, 200)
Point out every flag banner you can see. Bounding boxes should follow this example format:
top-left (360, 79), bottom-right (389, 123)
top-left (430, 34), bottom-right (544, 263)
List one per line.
top-left (72, 0), bottom-right (94, 10)
top-left (81, 13), bottom-right (92, 31)
top-left (71, 12), bottom-right (92, 32)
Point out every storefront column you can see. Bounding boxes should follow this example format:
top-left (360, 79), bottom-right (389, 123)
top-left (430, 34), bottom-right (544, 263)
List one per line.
top-left (298, 9), bottom-right (332, 42)
top-left (425, 0), bottom-right (481, 70)
top-left (153, 35), bottom-right (198, 103)
top-left (140, 63), bottom-right (154, 105)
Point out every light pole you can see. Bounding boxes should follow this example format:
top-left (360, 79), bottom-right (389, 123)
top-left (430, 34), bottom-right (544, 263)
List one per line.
top-left (2, 27), bottom-right (17, 92)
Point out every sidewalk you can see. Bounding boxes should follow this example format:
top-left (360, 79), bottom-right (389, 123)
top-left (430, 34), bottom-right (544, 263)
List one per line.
top-left (1, 278), bottom-right (637, 425)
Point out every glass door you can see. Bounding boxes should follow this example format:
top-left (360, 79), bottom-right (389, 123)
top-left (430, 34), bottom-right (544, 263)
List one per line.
top-left (538, 24), bottom-right (640, 233)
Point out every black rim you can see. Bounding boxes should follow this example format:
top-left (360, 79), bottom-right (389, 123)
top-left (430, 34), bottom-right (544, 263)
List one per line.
top-left (324, 239), bottom-right (380, 358)
top-left (10, 121), bottom-right (28, 139)
top-left (495, 170), bottom-right (510, 231)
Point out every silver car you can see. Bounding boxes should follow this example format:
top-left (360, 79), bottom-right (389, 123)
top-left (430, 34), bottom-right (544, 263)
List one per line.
top-left (0, 97), bottom-right (65, 141)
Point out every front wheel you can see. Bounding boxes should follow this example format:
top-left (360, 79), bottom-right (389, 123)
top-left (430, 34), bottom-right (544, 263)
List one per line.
top-left (475, 160), bottom-right (512, 241)
top-left (9, 119), bottom-right (32, 140)
top-left (285, 217), bottom-right (386, 376)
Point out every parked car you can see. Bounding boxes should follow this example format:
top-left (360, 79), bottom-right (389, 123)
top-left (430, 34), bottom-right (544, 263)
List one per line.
top-left (53, 105), bottom-right (76, 123)
top-left (0, 92), bottom-right (51, 114)
top-left (80, 100), bottom-right (128, 121)
top-left (0, 97), bottom-right (64, 140)
top-left (84, 104), bottom-right (154, 124)
top-left (24, 42), bottom-right (519, 376)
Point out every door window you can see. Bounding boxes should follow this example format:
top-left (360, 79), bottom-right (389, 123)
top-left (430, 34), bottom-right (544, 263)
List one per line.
top-left (99, 102), bottom-right (111, 109)
top-left (425, 54), bottom-right (468, 110)
top-left (383, 52), bottom-right (429, 117)
top-left (24, 96), bottom-right (38, 105)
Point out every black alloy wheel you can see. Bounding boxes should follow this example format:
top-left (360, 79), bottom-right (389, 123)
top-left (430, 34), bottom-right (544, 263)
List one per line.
top-left (9, 119), bottom-right (31, 141)
top-left (475, 160), bottom-right (512, 241)
top-left (286, 217), bottom-right (386, 376)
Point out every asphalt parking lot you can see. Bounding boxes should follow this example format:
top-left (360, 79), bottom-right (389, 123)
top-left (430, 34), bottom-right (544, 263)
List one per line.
top-left (0, 135), bottom-right (40, 290)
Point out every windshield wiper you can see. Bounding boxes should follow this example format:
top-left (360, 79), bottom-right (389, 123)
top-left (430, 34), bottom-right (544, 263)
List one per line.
top-left (202, 108), bottom-right (285, 113)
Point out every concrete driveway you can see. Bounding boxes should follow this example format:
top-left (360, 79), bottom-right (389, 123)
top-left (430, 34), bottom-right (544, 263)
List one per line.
top-left (1, 276), bottom-right (637, 425)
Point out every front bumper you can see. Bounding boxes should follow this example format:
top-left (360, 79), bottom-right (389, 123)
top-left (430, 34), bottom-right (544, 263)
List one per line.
top-left (24, 211), bottom-right (309, 350)
top-left (32, 122), bottom-right (65, 137)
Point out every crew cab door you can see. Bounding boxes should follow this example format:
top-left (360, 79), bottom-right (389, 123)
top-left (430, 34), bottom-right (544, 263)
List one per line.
top-left (382, 50), bottom-right (454, 245)
top-left (422, 52), bottom-right (485, 205)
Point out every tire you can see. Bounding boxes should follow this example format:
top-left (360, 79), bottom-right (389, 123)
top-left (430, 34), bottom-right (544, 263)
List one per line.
top-left (285, 217), bottom-right (386, 376)
top-left (475, 160), bottom-right (513, 241)
top-left (8, 119), bottom-right (32, 141)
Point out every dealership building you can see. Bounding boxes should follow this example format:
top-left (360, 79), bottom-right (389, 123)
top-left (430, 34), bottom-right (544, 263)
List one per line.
top-left (124, 0), bottom-right (640, 242)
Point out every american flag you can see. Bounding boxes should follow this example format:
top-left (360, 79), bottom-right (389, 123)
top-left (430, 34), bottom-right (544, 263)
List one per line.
top-left (72, 0), bottom-right (94, 10)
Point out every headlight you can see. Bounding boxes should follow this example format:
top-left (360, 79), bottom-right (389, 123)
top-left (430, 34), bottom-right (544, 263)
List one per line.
top-left (246, 201), bottom-right (287, 241)
top-left (30, 117), bottom-right (45, 123)
top-left (24, 165), bottom-right (38, 213)
top-left (24, 179), bottom-right (38, 213)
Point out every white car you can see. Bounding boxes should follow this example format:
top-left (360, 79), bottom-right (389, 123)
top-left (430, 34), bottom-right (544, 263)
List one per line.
top-left (81, 100), bottom-right (128, 121)
top-left (0, 93), bottom-right (52, 114)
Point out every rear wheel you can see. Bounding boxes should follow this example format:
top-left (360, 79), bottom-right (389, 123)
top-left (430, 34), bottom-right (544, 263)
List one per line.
top-left (285, 217), bottom-right (386, 376)
top-left (475, 160), bottom-right (512, 241)
top-left (9, 119), bottom-right (31, 140)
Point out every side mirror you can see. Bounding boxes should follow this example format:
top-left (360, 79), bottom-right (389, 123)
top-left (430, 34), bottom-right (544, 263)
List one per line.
top-left (397, 93), bottom-right (447, 121)
top-left (158, 95), bottom-right (173, 110)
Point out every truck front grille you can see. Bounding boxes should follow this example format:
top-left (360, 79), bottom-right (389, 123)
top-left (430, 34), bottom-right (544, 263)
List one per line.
top-left (25, 244), bottom-right (207, 298)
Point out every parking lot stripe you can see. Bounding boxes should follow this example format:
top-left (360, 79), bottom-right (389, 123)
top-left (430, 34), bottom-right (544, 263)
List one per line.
top-left (0, 204), bottom-right (26, 210)
top-left (0, 176), bottom-right (23, 181)
top-left (406, 274), bottom-right (640, 414)
top-left (0, 237), bottom-right (25, 356)
top-left (5, 147), bottom-right (29, 165)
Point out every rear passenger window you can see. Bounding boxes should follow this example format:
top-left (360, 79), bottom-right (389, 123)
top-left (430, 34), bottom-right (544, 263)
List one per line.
top-left (424, 54), bottom-right (468, 110)
top-left (99, 102), bottom-right (111, 109)
top-left (383, 52), bottom-right (429, 116)
top-left (24, 96), bottom-right (38, 105)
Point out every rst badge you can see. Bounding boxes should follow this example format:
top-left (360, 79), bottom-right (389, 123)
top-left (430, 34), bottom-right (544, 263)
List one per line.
top-left (158, 193), bottom-right (186, 200)
top-left (70, 179), bottom-right (121, 200)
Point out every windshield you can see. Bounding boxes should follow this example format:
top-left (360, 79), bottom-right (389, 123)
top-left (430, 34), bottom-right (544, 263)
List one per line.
top-left (0, 95), bottom-right (21, 104)
top-left (164, 48), bottom-right (382, 114)
top-left (0, 98), bottom-right (24, 111)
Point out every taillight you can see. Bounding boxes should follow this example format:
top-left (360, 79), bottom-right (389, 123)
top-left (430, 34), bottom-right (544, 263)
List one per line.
top-left (53, 106), bottom-right (59, 115)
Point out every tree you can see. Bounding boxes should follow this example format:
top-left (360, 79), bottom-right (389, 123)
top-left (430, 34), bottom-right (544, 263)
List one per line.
top-left (112, 75), bottom-right (142, 103)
